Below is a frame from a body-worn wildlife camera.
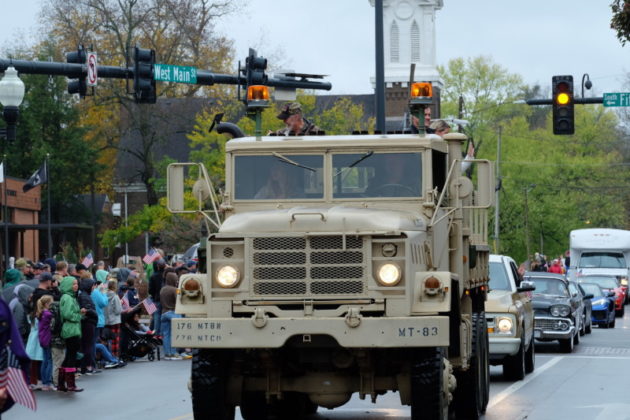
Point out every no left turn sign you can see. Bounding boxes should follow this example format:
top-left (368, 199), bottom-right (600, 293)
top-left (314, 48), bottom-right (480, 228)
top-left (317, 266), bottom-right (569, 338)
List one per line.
top-left (87, 52), bottom-right (97, 86)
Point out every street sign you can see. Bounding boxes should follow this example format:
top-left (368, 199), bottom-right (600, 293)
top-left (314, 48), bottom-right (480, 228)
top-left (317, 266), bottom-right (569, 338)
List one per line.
top-left (153, 63), bottom-right (197, 84)
top-left (87, 52), bottom-right (97, 87)
top-left (603, 92), bottom-right (630, 107)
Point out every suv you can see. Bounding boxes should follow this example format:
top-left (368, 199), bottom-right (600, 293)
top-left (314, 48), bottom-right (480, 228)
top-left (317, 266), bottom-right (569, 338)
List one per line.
top-left (487, 255), bottom-right (536, 380)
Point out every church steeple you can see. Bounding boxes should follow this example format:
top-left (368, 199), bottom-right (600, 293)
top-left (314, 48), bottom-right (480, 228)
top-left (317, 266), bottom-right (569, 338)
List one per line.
top-left (370, 0), bottom-right (444, 118)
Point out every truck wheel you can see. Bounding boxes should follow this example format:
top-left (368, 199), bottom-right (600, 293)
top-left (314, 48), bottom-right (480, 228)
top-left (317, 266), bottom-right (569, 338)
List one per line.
top-left (410, 347), bottom-right (448, 420)
top-left (191, 349), bottom-right (235, 420)
top-left (524, 331), bottom-right (535, 374)
top-left (240, 392), bottom-right (269, 420)
top-left (503, 336), bottom-right (525, 380)
top-left (454, 313), bottom-right (489, 419)
top-left (559, 336), bottom-right (574, 353)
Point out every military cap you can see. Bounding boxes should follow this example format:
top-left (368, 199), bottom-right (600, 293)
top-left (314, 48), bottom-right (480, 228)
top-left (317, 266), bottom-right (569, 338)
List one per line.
top-left (276, 102), bottom-right (302, 120)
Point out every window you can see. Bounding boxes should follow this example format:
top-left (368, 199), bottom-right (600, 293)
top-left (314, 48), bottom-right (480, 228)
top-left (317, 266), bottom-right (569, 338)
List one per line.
top-left (234, 154), bottom-right (324, 200)
top-left (390, 21), bottom-right (399, 63)
top-left (411, 20), bottom-right (420, 62)
top-left (489, 262), bottom-right (511, 291)
top-left (579, 252), bottom-right (627, 268)
top-left (332, 152), bottom-right (422, 199)
top-left (530, 278), bottom-right (569, 297)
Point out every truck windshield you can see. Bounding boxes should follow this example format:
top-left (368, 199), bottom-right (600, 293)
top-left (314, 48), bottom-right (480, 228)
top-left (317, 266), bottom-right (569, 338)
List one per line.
top-left (332, 152), bottom-right (422, 199)
top-left (234, 154), bottom-right (324, 200)
top-left (489, 262), bottom-right (512, 291)
top-left (580, 252), bottom-right (627, 268)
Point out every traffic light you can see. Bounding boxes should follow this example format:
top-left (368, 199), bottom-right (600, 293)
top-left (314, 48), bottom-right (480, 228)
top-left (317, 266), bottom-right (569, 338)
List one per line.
top-left (552, 75), bottom-right (574, 135)
top-left (245, 48), bottom-right (268, 89)
top-left (134, 46), bottom-right (156, 104)
top-left (66, 45), bottom-right (87, 97)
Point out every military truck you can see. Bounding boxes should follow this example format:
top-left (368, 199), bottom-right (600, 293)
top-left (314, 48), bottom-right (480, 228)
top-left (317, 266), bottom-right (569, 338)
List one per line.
top-left (167, 117), bottom-right (494, 419)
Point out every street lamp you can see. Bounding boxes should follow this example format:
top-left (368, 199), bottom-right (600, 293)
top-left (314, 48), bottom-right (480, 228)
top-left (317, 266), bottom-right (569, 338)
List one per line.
top-left (0, 66), bottom-right (25, 141)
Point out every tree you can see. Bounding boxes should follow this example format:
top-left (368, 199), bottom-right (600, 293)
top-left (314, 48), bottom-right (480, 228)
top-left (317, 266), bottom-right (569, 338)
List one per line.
top-left (611, 0), bottom-right (630, 45)
top-left (41, 0), bottom-right (241, 204)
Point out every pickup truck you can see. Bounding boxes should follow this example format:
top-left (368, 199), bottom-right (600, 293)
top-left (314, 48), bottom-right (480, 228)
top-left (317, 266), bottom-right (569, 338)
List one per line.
top-left (487, 254), bottom-right (536, 380)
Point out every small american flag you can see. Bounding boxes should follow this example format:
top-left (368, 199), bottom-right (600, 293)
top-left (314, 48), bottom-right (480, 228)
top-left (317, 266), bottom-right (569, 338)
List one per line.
top-left (81, 252), bottom-right (94, 268)
top-left (121, 293), bottom-right (130, 311)
top-left (142, 248), bottom-right (160, 265)
top-left (0, 348), bottom-right (36, 411)
top-left (142, 298), bottom-right (158, 315)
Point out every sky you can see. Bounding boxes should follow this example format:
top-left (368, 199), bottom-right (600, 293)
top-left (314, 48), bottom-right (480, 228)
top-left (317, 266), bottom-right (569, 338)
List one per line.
top-left (0, 0), bottom-right (628, 97)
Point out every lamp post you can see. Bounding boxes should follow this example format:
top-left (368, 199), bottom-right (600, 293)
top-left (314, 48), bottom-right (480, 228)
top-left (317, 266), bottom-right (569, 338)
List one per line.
top-left (0, 66), bottom-right (25, 273)
top-left (0, 67), bottom-right (25, 141)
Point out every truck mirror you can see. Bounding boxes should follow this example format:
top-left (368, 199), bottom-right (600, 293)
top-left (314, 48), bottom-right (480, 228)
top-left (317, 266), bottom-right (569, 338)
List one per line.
top-left (168, 164), bottom-right (185, 212)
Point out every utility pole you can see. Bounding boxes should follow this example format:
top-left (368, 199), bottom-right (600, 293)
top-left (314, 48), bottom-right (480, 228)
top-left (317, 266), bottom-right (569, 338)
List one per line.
top-left (494, 126), bottom-right (502, 253)
top-left (523, 184), bottom-right (536, 263)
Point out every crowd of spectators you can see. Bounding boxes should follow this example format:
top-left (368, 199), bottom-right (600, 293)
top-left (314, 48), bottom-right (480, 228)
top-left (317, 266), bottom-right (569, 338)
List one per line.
top-left (3, 252), bottom-right (196, 395)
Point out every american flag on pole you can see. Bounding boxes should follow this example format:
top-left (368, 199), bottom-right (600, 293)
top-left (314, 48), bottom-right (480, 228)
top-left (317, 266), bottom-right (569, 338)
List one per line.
top-left (81, 252), bottom-right (94, 268)
top-left (142, 297), bottom-right (158, 315)
top-left (142, 248), bottom-right (160, 265)
top-left (0, 348), bottom-right (36, 411)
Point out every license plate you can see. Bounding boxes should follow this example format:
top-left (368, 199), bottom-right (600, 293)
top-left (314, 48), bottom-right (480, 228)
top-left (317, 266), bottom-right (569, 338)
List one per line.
top-left (534, 330), bottom-right (542, 338)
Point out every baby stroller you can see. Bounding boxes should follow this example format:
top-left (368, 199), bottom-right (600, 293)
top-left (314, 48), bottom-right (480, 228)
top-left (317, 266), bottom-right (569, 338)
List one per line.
top-left (121, 309), bottom-right (163, 362)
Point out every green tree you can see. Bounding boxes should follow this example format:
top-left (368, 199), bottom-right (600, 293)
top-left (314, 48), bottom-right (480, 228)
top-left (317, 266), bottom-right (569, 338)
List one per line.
top-left (611, 0), bottom-right (630, 45)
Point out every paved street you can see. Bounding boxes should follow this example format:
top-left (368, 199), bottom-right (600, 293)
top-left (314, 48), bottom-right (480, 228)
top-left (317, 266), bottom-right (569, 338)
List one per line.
top-left (8, 311), bottom-right (630, 420)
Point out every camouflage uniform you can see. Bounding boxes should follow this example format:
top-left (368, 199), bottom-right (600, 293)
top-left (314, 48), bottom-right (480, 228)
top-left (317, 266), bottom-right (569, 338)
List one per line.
top-left (273, 102), bottom-right (321, 136)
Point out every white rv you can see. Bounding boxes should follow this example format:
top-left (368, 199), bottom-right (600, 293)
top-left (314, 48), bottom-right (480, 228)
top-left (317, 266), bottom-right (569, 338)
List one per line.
top-left (569, 228), bottom-right (630, 293)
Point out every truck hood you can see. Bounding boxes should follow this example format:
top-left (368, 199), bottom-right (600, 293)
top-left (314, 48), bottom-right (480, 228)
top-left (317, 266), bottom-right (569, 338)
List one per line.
top-left (220, 206), bottom-right (427, 234)
top-left (486, 290), bottom-right (515, 312)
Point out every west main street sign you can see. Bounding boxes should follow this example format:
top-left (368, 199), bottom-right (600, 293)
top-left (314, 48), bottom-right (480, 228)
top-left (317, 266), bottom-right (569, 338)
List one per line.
top-left (154, 64), bottom-right (197, 84)
top-left (603, 92), bottom-right (630, 107)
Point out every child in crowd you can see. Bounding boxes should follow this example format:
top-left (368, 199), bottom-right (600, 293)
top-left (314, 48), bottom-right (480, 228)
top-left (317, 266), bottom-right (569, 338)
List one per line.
top-left (37, 295), bottom-right (55, 391)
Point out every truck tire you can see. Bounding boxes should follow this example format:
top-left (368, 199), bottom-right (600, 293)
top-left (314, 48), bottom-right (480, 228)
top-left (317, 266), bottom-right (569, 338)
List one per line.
top-left (191, 349), bottom-right (235, 420)
top-left (410, 347), bottom-right (448, 420)
top-left (454, 312), bottom-right (489, 419)
top-left (240, 392), bottom-right (269, 420)
top-left (503, 335), bottom-right (525, 380)
top-left (524, 331), bottom-right (535, 374)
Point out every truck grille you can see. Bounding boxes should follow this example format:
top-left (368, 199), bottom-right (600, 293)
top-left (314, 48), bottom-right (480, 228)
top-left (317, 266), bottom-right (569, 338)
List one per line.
top-left (251, 236), bottom-right (366, 296)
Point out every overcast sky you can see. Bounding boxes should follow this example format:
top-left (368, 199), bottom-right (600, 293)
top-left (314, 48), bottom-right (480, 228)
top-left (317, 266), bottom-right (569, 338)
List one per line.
top-left (1, 0), bottom-right (628, 97)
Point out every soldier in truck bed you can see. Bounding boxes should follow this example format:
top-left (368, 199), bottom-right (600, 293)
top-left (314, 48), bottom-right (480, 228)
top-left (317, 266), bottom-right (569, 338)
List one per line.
top-left (270, 102), bottom-right (321, 136)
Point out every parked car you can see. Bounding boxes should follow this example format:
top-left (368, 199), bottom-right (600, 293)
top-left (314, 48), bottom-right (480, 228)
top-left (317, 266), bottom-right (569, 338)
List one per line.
top-left (578, 274), bottom-right (625, 317)
top-left (487, 255), bottom-right (536, 379)
top-left (579, 282), bottom-right (617, 328)
top-left (525, 272), bottom-right (582, 353)
top-left (569, 281), bottom-right (593, 335)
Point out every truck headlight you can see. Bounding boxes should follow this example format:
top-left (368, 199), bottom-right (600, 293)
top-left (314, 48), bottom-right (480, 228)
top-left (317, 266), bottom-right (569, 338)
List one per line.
top-left (377, 263), bottom-right (401, 286)
top-left (497, 317), bottom-right (514, 334)
top-left (216, 265), bottom-right (240, 288)
top-left (550, 304), bottom-right (571, 317)
top-left (620, 277), bottom-right (628, 286)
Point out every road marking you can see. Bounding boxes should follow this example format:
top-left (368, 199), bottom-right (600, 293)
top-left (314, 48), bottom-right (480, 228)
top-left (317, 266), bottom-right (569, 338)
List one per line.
top-left (169, 414), bottom-right (193, 420)
top-left (487, 356), bottom-right (563, 410)
top-left (569, 355), bottom-right (630, 360)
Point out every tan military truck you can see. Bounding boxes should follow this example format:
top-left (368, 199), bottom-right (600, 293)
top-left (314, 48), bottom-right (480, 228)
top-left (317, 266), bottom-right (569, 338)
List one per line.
top-left (167, 127), bottom-right (494, 419)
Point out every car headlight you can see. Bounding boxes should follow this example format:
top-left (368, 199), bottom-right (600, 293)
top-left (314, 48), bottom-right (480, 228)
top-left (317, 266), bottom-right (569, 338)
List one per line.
top-left (496, 317), bottom-right (514, 334)
top-left (550, 304), bottom-right (571, 317)
top-left (592, 298), bottom-right (607, 306)
top-left (377, 263), bottom-right (401, 286)
top-left (216, 265), bottom-right (240, 288)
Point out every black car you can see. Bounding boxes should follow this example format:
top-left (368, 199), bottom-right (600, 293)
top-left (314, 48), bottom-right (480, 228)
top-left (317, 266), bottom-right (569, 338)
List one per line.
top-left (570, 280), bottom-right (594, 335)
top-left (524, 272), bottom-right (583, 353)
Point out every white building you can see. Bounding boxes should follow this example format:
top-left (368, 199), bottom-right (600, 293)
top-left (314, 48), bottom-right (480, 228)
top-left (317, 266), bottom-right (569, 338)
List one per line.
top-left (369, 0), bottom-right (443, 120)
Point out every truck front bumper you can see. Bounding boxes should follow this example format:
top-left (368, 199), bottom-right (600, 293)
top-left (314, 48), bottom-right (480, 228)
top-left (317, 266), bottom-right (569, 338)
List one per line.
top-left (171, 315), bottom-right (449, 348)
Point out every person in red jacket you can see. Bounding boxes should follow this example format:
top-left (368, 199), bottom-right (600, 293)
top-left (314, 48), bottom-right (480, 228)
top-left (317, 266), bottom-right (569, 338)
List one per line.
top-left (548, 259), bottom-right (564, 274)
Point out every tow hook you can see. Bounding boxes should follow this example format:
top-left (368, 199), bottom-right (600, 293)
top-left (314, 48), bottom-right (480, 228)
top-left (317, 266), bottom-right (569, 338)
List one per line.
top-left (252, 307), bottom-right (268, 328)
top-left (345, 307), bottom-right (362, 328)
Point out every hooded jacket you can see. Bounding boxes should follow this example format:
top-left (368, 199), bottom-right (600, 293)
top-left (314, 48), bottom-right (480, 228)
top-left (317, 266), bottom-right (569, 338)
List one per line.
top-left (60, 276), bottom-right (82, 339)
top-left (91, 286), bottom-right (108, 328)
top-left (105, 289), bottom-right (122, 325)
top-left (9, 283), bottom-right (33, 340)
top-left (160, 272), bottom-right (179, 313)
